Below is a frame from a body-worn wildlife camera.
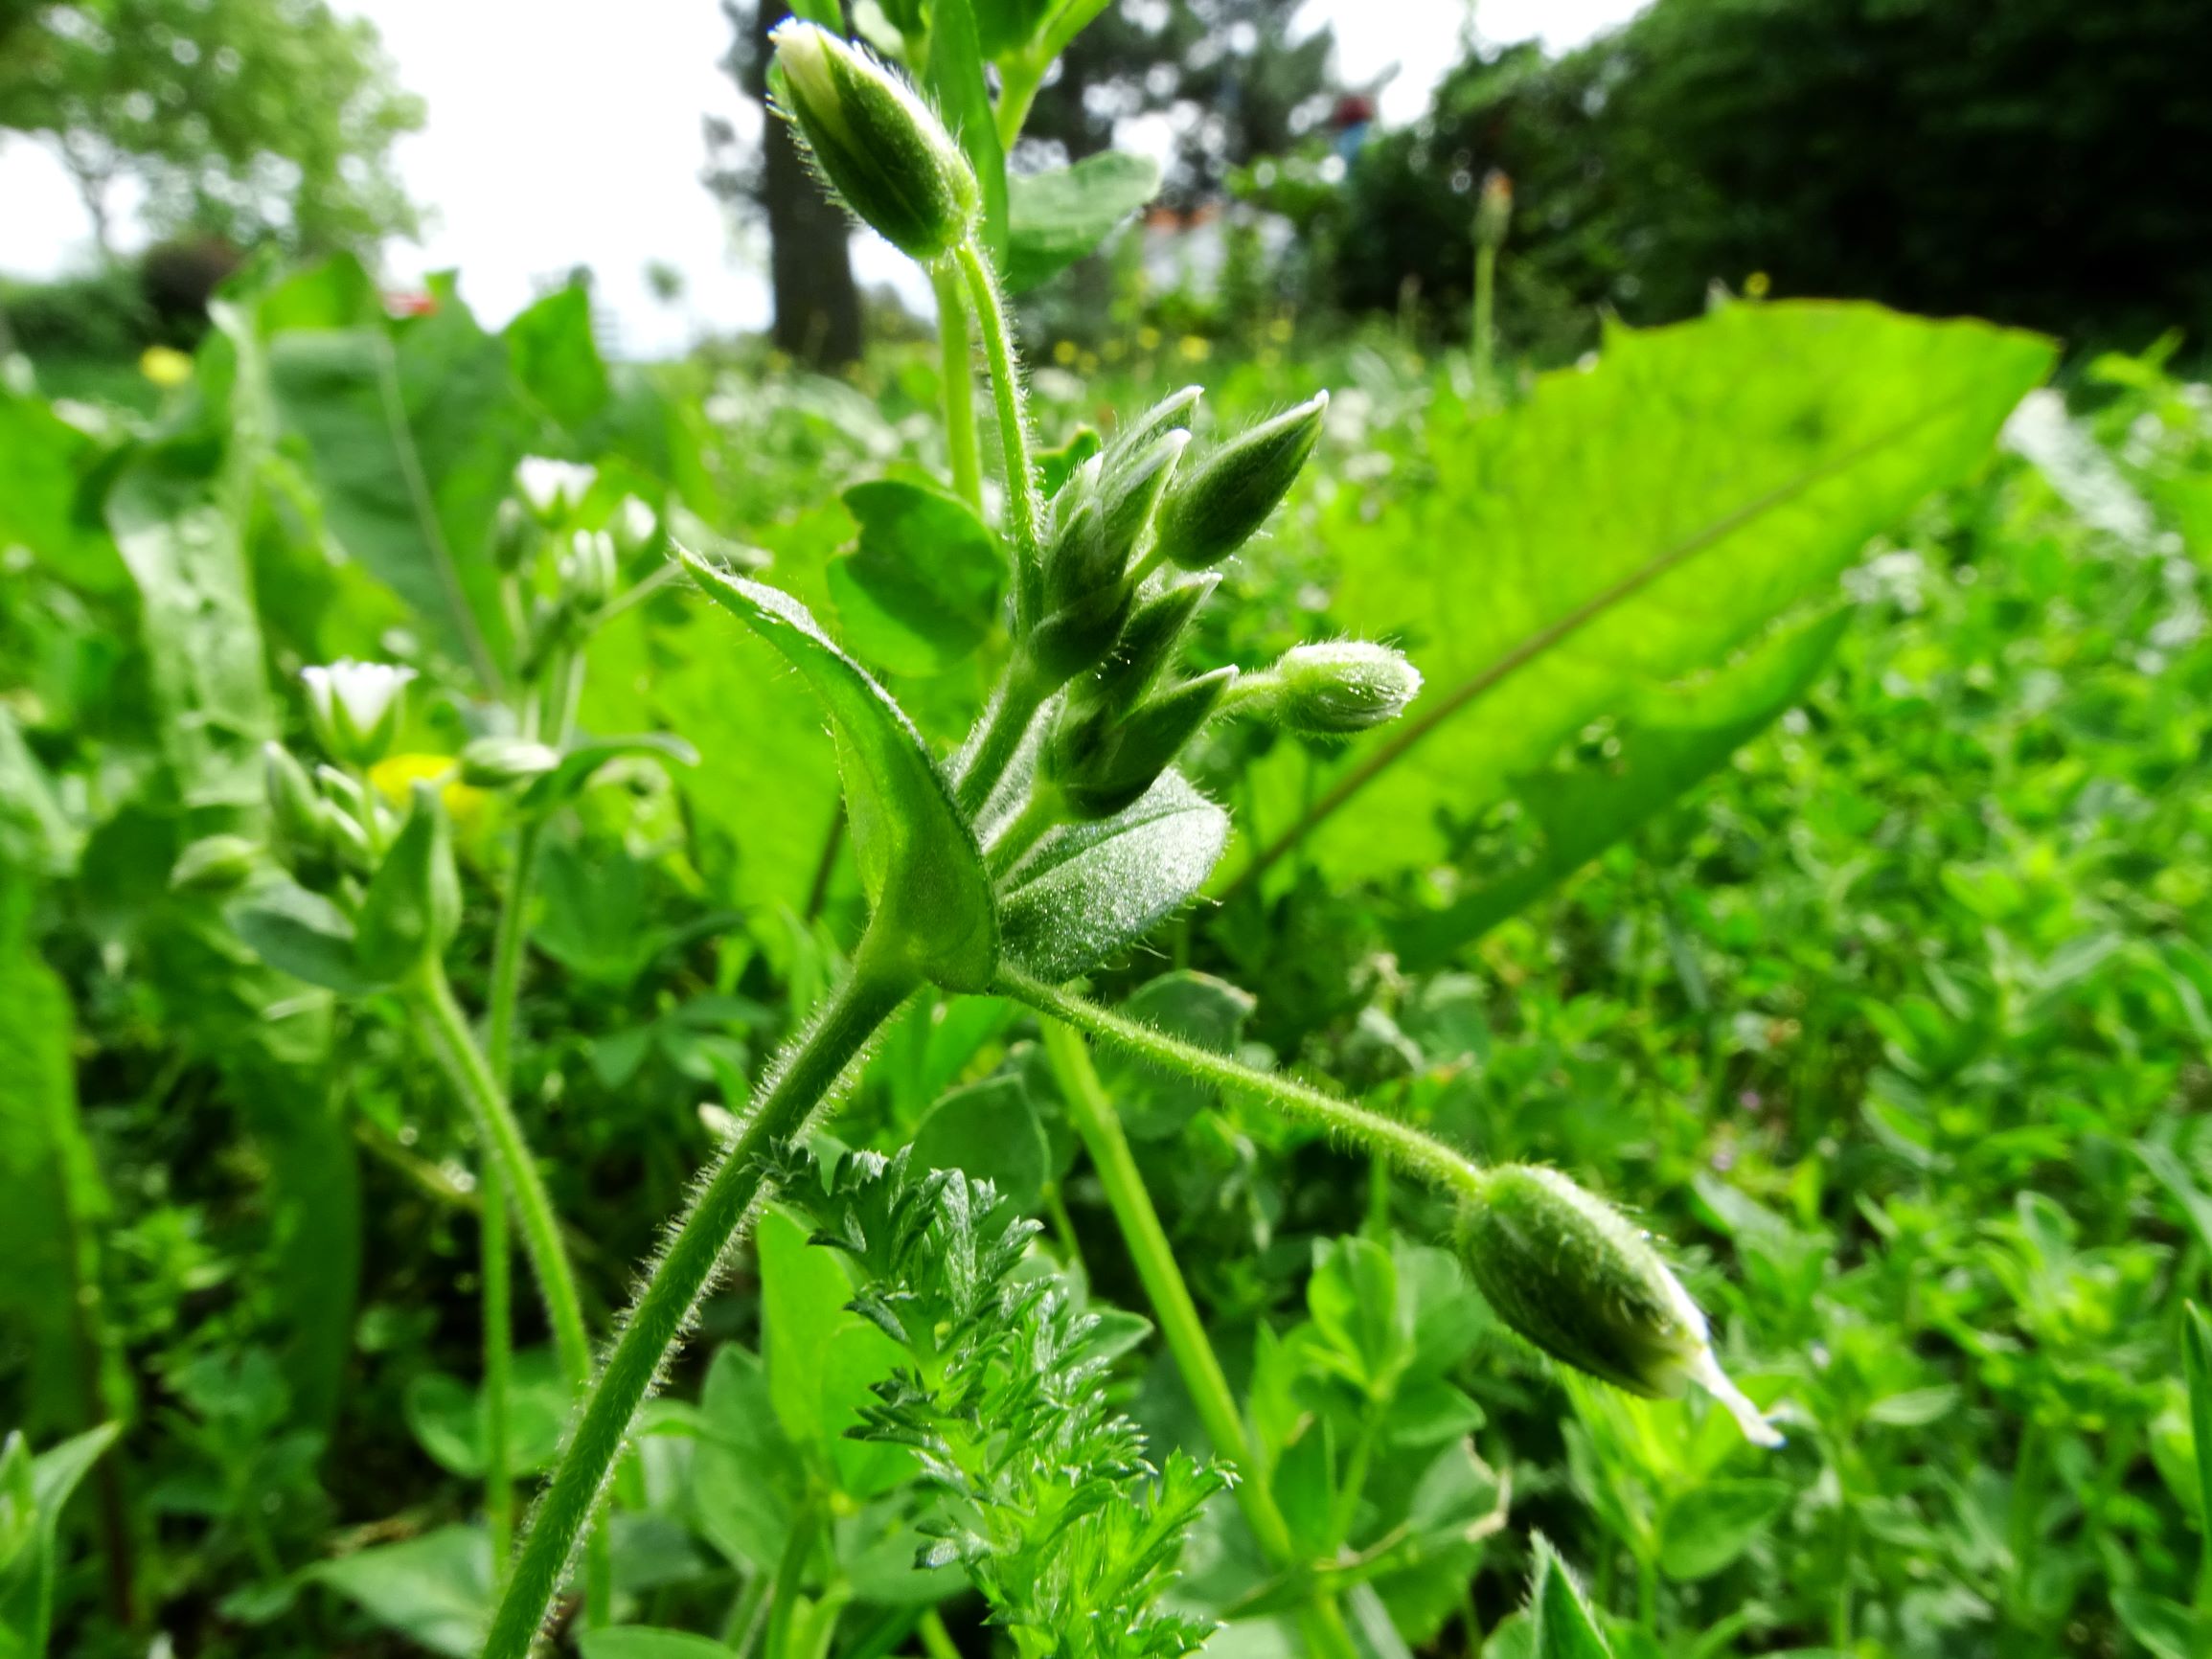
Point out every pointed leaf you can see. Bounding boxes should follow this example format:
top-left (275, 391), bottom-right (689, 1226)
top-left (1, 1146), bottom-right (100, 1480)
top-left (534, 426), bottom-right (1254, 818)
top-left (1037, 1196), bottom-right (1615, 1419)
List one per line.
top-left (228, 878), bottom-right (385, 994)
top-left (1007, 152), bottom-right (1163, 293)
top-left (681, 556), bottom-right (996, 990)
top-left (1529, 1534), bottom-right (1612, 1659)
top-left (998, 769), bottom-right (1227, 980)
top-left (311, 1527), bottom-right (493, 1659)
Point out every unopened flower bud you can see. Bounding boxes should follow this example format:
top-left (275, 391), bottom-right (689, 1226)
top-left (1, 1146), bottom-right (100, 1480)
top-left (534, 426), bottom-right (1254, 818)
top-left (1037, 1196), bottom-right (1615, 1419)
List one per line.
top-left (561, 529), bottom-right (618, 610)
top-left (1459, 1165), bottom-right (1782, 1446)
top-left (459, 736), bottom-right (561, 790)
top-left (300, 660), bottom-right (416, 766)
top-left (1048, 667), bottom-right (1235, 820)
top-left (491, 497), bottom-right (538, 573)
top-left (1475, 170), bottom-right (1513, 251)
top-left (1155, 393), bottom-right (1328, 570)
top-left (770, 20), bottom-right (980, 264)
top-left (1031, 496), bottom-right (1132, 683)
top-left (1108, 386), bottom-right (1203, 466)
top-left (265, 742), bottom-right (326, 851)
top-left (170, 833), bottom-right (259, 894)
top-left (1260, 641), bottom-right (1423, 735)
top-left (1080, 575), bottom-right (1217, 716)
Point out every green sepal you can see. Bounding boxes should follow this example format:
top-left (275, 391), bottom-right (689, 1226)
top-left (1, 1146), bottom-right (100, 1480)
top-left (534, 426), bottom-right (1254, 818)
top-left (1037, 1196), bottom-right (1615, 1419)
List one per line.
top-left (355, 784), bottom-right (462, 987)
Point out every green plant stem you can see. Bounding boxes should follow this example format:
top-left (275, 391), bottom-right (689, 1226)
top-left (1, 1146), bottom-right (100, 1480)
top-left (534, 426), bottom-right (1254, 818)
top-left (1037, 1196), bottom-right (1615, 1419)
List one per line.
top-left (1471, 241), bottom-right (1496, 400)
top-left (932, 264), bottom-right (984, 513)
top-left (985, 788), bottom-right (1059, 876)
top-left (954, 662), bottom-right (1047, 817)
top-left (1040, 1021), bottom-right (1360, 1659)
top-left (1003, 966), bottom-right (1485, 1202)
top-left (414, 954), bottom-right (611, 1623)
top-left (481, 950), bottom-right (913, 1659)
top-left (954, 239), bottom-right (1041, 622)
top-left (918, 1608), bottom-right (963, 1659)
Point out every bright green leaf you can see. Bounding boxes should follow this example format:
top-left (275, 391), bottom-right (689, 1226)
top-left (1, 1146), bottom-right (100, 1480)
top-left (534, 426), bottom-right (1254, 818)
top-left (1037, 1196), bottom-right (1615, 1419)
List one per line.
top-left (910, 1075), bottom-right (1049, 1212)
top-left (1656, 1479), bottom-right (1791, 1581)
top-left (925, 0), bottom-right (1008, 259)
top-left (828, 478), bottom-right (1005, 675)
top-left (1529, 1534), bottom-right (1612, 1659)
top-left (1007, 152), bottom-right (1163, 293)
top-left (506, 284), bottom-right (610, 431)
top-left (311, 1526), bottom-right (493, 1659)
top-left (580, 1629), bottom-right (738, 1659)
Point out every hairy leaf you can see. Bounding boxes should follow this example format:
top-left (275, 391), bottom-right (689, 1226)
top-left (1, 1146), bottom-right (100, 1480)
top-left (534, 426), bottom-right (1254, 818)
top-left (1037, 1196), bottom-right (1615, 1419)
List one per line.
top-left (1529, 1534), bottom-right (1612, 1658)
top-left (998, 769), bottom-right (1227, 981)
top-left (682, 557), bottom-right (996, 989)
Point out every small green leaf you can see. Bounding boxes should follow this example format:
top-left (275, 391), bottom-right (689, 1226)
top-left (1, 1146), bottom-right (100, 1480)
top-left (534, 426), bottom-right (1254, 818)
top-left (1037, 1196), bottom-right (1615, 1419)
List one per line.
top-left (516, 734), bottom-right (699, 812)
top-left (2114, 1590), bottom-right (2196, 1659)
top-left (1656, 1480), bottom-right (1791, 1580)
top-left (681, 557), bottom-right (997, 990)
top-left (910, 1075), bottom-right (1049, 1212)
top-left (1093, 968), bottom-right (1254, 1141)
top-left (506, 284), bottom-right (609, 431)
top-left (690, 1345), bottom-right (804, 1573)
top-left (1529, 1534), bottom-right (1612, 1658)
top-left (402, 1352), bottom-right (571, 1479)
top-left (0, 1423), bottom-right (121, 1657)
top-left (828, 479), bottom-right (1006, 675)
top-left (759, 1207), bottom-right (910, 1499)
top-left (1007, 152), bottom-right (1163, 293)
top-left (1310, 1236), bottom-right (1414, 1397)
top-left (1038, 426), bottom-right (1104, 498)
top-left (580, 1629), bottom-right (739, 1659)
top-left (354, 788), bottom-right (461, 986)
top-left (998, 770), bottom-right (1227, 982)
top-left (311, 1526), bottom-right (493, 1659)
top-left (228, 878), bottom-right (385, 995)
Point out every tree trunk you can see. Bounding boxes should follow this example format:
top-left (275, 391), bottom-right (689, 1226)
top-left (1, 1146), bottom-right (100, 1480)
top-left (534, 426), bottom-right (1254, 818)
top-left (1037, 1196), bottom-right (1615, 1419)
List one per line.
top-left (747, 0), bottom-right (862, 367)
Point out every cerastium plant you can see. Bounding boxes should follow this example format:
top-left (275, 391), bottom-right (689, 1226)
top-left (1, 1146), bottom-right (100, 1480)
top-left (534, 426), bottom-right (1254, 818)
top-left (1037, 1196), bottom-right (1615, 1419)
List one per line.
top-left (475, 23), bottom-right (1780, 1658)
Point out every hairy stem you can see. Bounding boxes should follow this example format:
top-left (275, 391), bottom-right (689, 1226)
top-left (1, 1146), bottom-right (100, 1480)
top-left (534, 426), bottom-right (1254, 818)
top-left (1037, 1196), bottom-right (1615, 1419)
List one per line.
top-left (985, 789), bottom-right (1059, 877)
top-left (955, 239), bottom-right (1041, 625)
top-left (955, 662), bottom-right (1048, 818)
top-left (1003, 966), bottom-right (1485, 1202)
top-left (1040, 1020), bottom-right (1361, 1659)
top-left (481, 950), bottom-right (913, 1659)
top-left (931, 264), bottom-right (984, 513)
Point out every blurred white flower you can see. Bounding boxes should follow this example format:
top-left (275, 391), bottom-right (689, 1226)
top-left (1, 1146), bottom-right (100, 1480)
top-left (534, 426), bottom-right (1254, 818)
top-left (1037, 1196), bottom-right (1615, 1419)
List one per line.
top-left (301, 659), bottom-right (416, 764)
top-left (515, 457), bottom-right (598, 518)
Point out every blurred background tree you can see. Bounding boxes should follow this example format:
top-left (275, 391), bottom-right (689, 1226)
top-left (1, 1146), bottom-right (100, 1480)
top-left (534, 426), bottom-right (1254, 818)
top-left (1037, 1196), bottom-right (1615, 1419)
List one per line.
top-left (0, 0), bottom-right (422, 261)
top-left (1333, 0), bottom-right (2212, 350)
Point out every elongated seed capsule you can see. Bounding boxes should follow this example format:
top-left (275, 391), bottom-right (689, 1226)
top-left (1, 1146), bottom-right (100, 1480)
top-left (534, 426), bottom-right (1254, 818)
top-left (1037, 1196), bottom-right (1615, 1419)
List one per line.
top-left (1459, 1164), bottom-right (1782, 1446)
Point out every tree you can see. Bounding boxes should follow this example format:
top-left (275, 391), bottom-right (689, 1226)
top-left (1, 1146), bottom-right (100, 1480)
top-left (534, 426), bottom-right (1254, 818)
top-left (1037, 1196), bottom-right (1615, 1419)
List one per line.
top-left (0, 0), bottom-right (422, 260)
top-left (1334, 0), bottom-right (2212, 348)
top-left (704, 0), bottom-right (863, 368)
top-left (1020, 0), bottom-right (1336, 204)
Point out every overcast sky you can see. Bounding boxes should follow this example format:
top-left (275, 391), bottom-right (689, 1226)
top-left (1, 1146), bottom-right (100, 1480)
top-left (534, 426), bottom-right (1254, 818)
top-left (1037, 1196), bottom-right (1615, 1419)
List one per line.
top-left (0, 0), bottom-right (1646, 357)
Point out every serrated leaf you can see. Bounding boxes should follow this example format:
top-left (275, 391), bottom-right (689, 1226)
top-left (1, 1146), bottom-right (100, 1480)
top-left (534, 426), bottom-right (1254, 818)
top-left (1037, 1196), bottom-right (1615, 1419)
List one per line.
top-left (828, 479), bottom-right (1005, 676)
top-left (998, 769), bottom-right (1227, 981)
top-left (1529, 1534), bottom-right (1612, 1658)
top-left (682, 557), bottom-right (996, 989)
top-left (1243, 303), bottom-right (2055, 887)
top-left (1007, 152), bottom-right (1163, 293)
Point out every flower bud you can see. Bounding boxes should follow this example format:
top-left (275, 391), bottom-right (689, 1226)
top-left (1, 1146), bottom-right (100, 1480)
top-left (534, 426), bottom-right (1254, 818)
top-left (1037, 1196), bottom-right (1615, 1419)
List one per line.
top-left (515, 457), bottom-right (597, 523)
top-left (1080, 575), bottom-right (1217, 716)
top-left (265, 741), bottom-right (327, 851)
top-left (561, 529), bottom-right (618, 611)
top-left (1459, 1165), bottom-right (1782, 1446)
top-left (459, 736), bottom-right (561, 790)
top-left (1107, 386), bottom-right (1203, 467)
top-left (170, 833), bottom-right (260, 895)
top-left (300, 660), bottom-right (416, 767)
top-left (1260, 641), bottom-right (1423, 735)
top-left (1031, 489), bottom-right (1133, 683)
top-left (1154, 393), bottom-right (1328, 570)
top-left (769, 20), bottom-right (980, 264)
top-left (1048, 667), bottom-right (1235, 820)
top-left (490, 496), bottom-right (538, 573)
top-left (1475, 170), bottom-right (1513, 252)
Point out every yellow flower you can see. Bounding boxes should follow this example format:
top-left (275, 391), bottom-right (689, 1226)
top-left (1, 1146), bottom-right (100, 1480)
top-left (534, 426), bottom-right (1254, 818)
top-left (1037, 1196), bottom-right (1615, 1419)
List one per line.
top-left (1267, 316), bottom-right (1294, 343)
top-left (140, 346), bottom-right (193, 386)
top-left (1177, 335), bottom-right (1211, 362)
top-left (1137, 326), bottom-right (1162, 352)
top-left (1052, 338), bottom-right (1078, 366)
top-left (1745, 270), bottom-right (1771, 299)
top-left (1078, 352), bottom-right (1100, 375)
top-left (370, 752), bottom-right (488, 829)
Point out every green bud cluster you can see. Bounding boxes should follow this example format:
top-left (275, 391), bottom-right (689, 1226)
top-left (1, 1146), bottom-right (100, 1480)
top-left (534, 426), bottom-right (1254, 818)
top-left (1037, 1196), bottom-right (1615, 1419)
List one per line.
top-left (1030, 427), bottom-right (1190, 681)
top-left (1458, 1165), bottom-right (1781, 1445)
top-left (1152, 393), bottom-right (1327, 571)
top-left (769, 21), bottom-right (980, 264)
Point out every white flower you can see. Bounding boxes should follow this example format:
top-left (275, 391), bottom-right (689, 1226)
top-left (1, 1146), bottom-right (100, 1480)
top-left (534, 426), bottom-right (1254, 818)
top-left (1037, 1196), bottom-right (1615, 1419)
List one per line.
top-left (301, 659), bottom-right (416, 764)
top-left (614, 495), bottom-right (658, 553)
top-left (515, 457), bottom-right (598, 519)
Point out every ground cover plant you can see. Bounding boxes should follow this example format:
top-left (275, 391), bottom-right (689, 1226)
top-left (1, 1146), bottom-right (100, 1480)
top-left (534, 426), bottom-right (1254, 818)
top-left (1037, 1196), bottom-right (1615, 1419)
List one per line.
top-left (6, 7), bottom-right (2212, 1659)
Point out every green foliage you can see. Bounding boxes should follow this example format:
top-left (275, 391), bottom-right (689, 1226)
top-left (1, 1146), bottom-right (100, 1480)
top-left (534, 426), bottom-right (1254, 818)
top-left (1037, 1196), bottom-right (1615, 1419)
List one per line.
top-left (0, 1423), bottom-right (122, 1659)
